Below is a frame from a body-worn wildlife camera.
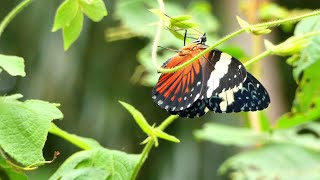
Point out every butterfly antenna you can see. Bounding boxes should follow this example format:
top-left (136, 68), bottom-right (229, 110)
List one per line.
top-left (157, 46), bottom-right (180, 52)
top-left (183, 29), bottom-right (187, 46)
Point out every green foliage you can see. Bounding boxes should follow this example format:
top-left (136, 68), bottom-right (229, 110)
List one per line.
top-left (63, 8), bottom-right (83, 50)
top-left (119, 101), bottom-right (179, 146)
top-left (0, 156), bottom-right (28, 180)
top-left (2, 0), bottom-right (320, 179)
top-left (0, 94), bottom-right (63, 166)
top-left (219, 144), bottom-right (320, 180)
top-left (78, 0), bottom-right (108, 22)
top-left (53, 0), bottom-right (107, 50)
top-left (52, 0), bottom-right (79, 32)
top-left (0, 54), bottom-right (25, 76)
top-left (50, 149), bottom-right (140, 180)
top-left (194, 123), bottom-right (269, 147)
top-left (290, 15), bottom-right (320, 81)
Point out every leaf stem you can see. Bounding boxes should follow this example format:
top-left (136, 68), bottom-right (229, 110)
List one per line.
top-left (49, 123), bottom-right (93, 150)
top-left (0, 0), bottom-right (33, 39)
top-left (244, 50), bottom-right (271, 67)
top-left (153, 9), bottom-right (320, 73)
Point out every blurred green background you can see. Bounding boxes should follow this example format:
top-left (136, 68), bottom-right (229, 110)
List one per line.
top-left (1, 0), bottom-right (320, 179)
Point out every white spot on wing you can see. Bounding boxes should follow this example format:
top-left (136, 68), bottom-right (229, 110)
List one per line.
top-left (219, 101), bottom-right (228, 112)
top-left (195, 93), bottom-right (200, 100)
top-left (197, 81), bottom-right (201, 86)
top-left (158, 100), bottom-right (163, 105)
top-left (204, 107), bottom-right (209, 113)
top-left (152, 95), bottom-right (156, 99)
top-left (206, 53), bottom-right (232, 98)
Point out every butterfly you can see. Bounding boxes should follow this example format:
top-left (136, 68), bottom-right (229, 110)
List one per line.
top-left (152, 33), bottom-right (270, 118)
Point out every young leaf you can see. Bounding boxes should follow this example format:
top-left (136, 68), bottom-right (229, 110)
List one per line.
top-left (52, 0), bottom-right (79, 32)
top-left (219, 144), bottom-right (320, 179)
top-left (49, 148), bottom-right (140, 180)
top-left (194, 123), bottom-right (269, 147)
top-left (0, 54), bottom-right (25, 77)
top-left (63, 8), bottom-right (83, 50)
top-left (119, 101), bottom-right (153, 135)
top-left (0, 96), bottom-right (63, 166)
top-left (78, 0), bottom-right (108, 22)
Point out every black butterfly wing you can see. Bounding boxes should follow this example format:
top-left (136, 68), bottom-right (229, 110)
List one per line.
top-left (205, 72), bottom-right (270, 113)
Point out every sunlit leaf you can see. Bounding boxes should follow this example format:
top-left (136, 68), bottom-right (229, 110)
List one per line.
top-left (78, 0), bottom-right (107, 22)
top-left (0, 54), bottom-right (25, 77)
top-left (52, 0), bottom-right (79, 32)
top-left (63, 8), bottom-right (83, 50)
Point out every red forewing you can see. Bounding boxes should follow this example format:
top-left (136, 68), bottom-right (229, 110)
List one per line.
top-left (152, 43), bottom-right (207, 111)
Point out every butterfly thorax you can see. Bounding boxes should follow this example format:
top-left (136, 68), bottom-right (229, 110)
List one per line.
top-left (177, 43), bottom-right (207, 57)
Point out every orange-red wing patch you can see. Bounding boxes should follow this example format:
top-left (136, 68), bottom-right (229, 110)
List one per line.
top-left (152, 44), bottom-right (207, 111)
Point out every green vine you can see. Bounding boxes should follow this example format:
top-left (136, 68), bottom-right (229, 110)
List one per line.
top-left (0, 0), bottom-right (33, 39)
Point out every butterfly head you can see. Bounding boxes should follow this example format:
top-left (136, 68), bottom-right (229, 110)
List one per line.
top-left (193, 33), bottom-right (207, 45)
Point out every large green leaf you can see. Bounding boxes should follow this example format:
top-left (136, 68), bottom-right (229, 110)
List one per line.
top-left (0, 157), bottom-right (28, 180)
top-left (49, 148), bottom-right (140, 180)
top-left (0, 94), bottom-right (63, 166)
top-left (220, 144), bottom-right (320, 180)
top-left (0, 54), bottom-right (25, 77)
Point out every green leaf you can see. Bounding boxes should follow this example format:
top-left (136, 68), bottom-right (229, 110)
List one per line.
top-left (276, 60), bottom-right (320, 129)
top-left (292, 37), bottom-right (320, 81)
top-left (78, 0), bottom-right (107, 22)
top-left (119, 101), bottom-right (153, 135)
top-left (153, 129), bottom-right (180, 143)
top-left (169, 15), bottom-right (192, 23)
top-left (294, 15), bottom-right (320, 35)
top-left (49, 148), bottom-right (140, 180)
top-left (0, 95), bottom-right (63, 166)
top-left (0, 157), bottom-right (28, 180)
top-left (52, 0), bottom-right (79, 32)
top-left (290, 15), bottom-right (320, 81)
top-left (0, 54), bottom-right (25, 77)
top-left (63, 8), bottom-right (83, 50)
top-left (194, 123), bottom-right (269, 147)
top-left (219, 144), bottom-right (320, 180)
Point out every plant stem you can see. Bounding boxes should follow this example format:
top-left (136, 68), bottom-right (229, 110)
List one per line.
top-left (0, 0), bottom-right (33, 39)
top-left (131, 115), bottom-right (179, 179)
top-left (244, 50), bottom-right (272, 67)
top-left (49, 123), bottom-right (93, 150)
top-left (154, 9), bottom-right (320, 73)
top-left (151, 0), bottom-right (166, 71)
top-left (131, 140), bottom-right (154, 180)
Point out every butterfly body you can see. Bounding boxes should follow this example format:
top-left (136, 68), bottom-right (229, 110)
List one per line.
top-left (152, 34), bottom-right (270, 118)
